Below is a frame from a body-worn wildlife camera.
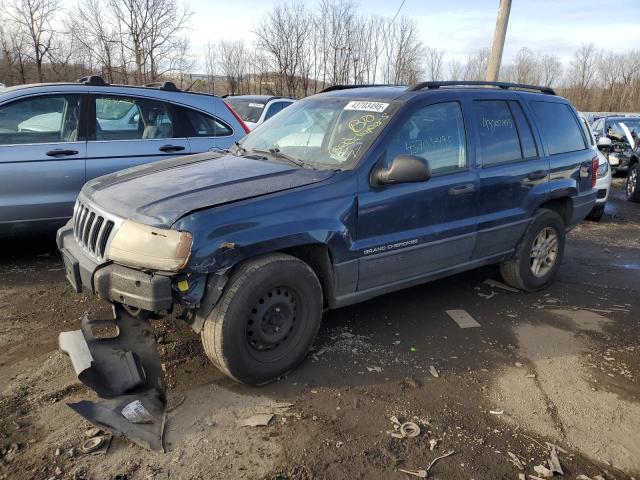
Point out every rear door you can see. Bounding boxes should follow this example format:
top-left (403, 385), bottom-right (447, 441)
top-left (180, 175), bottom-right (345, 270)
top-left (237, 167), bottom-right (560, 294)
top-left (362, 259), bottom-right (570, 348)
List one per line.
top-left (0, 93), bottom-right (86, 233)
top-left (85, 94), bottom-right (191, 181)
top-left (356, 100), bottom-right (479, 291)
top-left (470, 97), bottom-right (549, 259)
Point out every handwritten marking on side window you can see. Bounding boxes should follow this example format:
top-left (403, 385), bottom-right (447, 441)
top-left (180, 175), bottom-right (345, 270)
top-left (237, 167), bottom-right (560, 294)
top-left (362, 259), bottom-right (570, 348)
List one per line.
top-left (482, 116), bottom-right (513, 131)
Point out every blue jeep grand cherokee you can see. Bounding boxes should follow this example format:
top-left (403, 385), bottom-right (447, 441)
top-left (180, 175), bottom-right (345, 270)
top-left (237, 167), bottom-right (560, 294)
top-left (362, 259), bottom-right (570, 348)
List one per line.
top-left (56, 81), bottom-right (597, 448)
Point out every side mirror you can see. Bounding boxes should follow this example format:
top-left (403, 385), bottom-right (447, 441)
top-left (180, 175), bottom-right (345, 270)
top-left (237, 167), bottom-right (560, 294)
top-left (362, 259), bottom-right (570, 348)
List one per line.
top-left (373, 154), bottom-right (431, 186)
top-left (597, 136), bottom-right (612, 152)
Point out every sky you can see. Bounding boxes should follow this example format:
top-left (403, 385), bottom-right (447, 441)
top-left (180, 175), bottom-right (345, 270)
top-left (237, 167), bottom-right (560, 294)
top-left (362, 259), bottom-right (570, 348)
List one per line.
top-left (185, 0), bottom-right (640, 66)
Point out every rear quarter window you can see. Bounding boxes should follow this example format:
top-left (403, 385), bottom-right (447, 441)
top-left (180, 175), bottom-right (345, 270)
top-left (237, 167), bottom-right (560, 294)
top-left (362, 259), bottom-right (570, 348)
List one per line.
top-left (530, 101), bottom-right (587, 155)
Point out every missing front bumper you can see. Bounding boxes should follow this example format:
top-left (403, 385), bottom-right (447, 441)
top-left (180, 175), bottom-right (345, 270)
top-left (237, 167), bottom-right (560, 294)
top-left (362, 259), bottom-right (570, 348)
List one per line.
top-left (59, 304), bottom-right (166, 451)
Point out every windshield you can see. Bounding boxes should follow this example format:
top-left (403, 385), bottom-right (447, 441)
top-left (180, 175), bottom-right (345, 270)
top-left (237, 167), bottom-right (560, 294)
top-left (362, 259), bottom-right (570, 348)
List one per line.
top-left (225, 98), bottom-right (266, 123)
top-left (607, 118), bottom-right (640, 139)
top-left (239, 97), bottom-right (397, 169)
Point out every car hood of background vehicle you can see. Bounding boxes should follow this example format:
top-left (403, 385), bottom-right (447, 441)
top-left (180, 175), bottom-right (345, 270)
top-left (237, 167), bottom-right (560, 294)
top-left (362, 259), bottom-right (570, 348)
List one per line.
top-left (82, 152), bottom-right (336, 227)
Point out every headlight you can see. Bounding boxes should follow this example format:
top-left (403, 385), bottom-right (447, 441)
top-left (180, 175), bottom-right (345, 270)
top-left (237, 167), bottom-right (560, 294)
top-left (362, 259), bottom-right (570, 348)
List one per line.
top-left (106, 220), bottom-right (192, 272)
top-left (597, 159), bottom-right (609, 178)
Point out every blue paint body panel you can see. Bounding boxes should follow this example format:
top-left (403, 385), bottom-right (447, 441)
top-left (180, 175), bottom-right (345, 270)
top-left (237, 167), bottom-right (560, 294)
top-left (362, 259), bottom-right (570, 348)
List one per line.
top-left (69, 86), bottom-right (598, 310)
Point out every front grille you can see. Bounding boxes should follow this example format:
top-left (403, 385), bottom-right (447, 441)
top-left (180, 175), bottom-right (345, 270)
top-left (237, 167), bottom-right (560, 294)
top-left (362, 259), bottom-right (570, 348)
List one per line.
top-left (72, 199), bottom-right (121, 261)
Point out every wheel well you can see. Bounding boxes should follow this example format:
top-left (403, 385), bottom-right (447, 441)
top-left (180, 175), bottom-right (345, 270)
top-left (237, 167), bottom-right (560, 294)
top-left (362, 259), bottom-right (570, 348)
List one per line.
top-left (539, 197), bottom-right (572, 225)
top-left (282, 244), bottom-right (335, 308)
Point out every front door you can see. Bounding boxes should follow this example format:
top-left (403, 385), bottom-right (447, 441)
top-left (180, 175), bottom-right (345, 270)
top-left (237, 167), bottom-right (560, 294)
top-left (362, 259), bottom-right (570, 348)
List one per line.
top-left (356, 101), bottom-right (478, 291)
top-left (85, 94), bottom-right (191, 181)
top-left (0, 93), bottom-right (86, 233)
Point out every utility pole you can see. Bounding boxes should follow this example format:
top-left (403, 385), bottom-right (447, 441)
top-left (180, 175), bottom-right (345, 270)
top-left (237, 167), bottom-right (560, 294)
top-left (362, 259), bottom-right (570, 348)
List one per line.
top-left (485, 0), bottom-right (512, 82)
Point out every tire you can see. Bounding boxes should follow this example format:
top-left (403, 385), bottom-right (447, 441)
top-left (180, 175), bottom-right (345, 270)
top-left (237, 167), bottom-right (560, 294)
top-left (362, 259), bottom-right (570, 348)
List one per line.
top-left (201, 253), bottom-right (323, 385)
top-left (586, 204), bottom-right (605, 222)
top-left (627, 163), bottom-right (640, 202)
top-left (500, 209), bottom-right (566, 292)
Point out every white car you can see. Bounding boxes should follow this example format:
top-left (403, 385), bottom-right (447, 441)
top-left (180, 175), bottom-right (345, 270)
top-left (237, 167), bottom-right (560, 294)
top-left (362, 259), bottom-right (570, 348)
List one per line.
top-left (580, 114), bottom-right (612, 221)
top-left (224, 95), bottom-right (295, 130)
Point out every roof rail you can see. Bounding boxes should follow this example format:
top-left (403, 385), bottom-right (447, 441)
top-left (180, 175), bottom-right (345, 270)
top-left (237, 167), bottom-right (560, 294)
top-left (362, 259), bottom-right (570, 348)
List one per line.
top-left (143, 81), bottom-right (180, 92)
top-left (407, 81), bottom-right (556, 95)
top-left (320, 84), bottom-right (400, 93)
top-left (78, 75), bottom-right (108, 86)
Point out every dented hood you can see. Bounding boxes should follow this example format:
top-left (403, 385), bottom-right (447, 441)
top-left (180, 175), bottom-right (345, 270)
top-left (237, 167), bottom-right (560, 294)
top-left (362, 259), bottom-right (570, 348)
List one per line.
top-left (82, 152), bottom-right (335, 227)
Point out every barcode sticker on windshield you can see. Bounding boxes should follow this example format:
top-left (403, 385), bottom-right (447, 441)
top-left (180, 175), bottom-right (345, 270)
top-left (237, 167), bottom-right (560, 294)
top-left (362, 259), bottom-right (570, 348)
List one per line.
top-left (344, 101), bottom-right (389, 113)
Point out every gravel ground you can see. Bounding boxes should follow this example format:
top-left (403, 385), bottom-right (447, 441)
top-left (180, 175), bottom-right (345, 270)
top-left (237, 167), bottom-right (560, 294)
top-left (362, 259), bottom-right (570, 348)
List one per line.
top-left (1, 178), bottom-right (638, 480)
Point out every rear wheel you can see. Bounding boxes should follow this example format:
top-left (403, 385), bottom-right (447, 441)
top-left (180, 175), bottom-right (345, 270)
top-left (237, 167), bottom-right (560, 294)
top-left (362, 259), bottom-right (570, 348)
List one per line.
top-left (627, 163), bottom-right (640, 202)
top-left (201, 253), bottom-right (323, 385)
top-left (500, 209), bottom-right (566, 292)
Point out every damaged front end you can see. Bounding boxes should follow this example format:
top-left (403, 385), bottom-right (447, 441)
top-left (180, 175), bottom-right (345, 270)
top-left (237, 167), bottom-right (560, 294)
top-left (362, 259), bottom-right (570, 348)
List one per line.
top-left (59, 304), bottom-right (166, 452)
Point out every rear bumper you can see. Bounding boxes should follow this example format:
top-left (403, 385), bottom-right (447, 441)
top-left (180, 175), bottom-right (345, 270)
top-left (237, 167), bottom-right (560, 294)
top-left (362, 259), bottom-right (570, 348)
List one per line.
top-left (569, 190), bottom-right (598, 228)
top-left (56, 222), bottom-right (173, 312)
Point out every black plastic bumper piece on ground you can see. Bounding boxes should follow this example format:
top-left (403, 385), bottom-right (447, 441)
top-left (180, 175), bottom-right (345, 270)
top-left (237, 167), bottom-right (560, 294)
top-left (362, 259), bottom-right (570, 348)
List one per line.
top-left (59, 304), bottom-right (166, 452)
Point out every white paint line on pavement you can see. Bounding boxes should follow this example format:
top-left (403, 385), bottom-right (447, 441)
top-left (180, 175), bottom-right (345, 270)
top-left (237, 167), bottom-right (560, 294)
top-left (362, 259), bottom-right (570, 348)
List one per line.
top-left (446, 309), bottom-right (481, 329)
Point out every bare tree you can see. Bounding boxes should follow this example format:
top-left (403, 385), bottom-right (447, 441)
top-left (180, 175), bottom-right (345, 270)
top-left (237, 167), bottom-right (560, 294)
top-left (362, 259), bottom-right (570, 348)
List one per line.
top-left (203, 40), bottom-right (216, 93)
top-left (538, 53), bottom-right (562, 87)
top-left (425, 47), bottom-right (445, 81)
top-left (218, 39), bottom-right (247, 95)
top-left (6, 0), bottom-right (61, 81)
top-left (109, 0), bottom-right (191, 83)
top-left (462, 48), bottom-right (490, 80)
top-left (566, 43), bottom-right (599, 108)
top-left (512, 47), bottom-right (539, 84)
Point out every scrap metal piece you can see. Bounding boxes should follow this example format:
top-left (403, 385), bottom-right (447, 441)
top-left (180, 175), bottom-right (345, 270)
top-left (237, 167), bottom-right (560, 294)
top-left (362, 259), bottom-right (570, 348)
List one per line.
top-left (59, 304), bottom-right (166, 451)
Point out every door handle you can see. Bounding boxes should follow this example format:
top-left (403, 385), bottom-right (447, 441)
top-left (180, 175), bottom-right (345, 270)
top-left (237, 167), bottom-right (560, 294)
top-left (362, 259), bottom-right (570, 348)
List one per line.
top-left (527, 170), bottom-right (548, 181)
top-left (448, 183), bottom-right (476, 196)
top-left (159, 144), bottom-right (185, 152)
top-left (46, 149), bottom-right (78, 157)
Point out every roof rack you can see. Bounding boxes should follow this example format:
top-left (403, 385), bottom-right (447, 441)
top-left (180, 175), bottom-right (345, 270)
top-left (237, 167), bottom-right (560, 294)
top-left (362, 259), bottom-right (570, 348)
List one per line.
top-left (143, 81), bottom-right (180, 92)
top-left (77, 75), bottom-right (109, 86)
top-left (320, 84), bottom-right (399, 93)
top-left (407, 81), bottom-right (556, 95)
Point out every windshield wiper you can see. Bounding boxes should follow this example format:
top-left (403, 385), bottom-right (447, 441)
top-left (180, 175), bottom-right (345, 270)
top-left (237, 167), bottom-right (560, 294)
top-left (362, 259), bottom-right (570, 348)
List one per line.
top-left (250, 147), bottom-right (306, 168)
top-left (233, 141), bottom-right (247, 155)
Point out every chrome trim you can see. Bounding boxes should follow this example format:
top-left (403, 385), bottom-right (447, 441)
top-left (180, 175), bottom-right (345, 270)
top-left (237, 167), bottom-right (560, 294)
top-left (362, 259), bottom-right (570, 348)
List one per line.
top-left (72, 196), bottom-right (124, 262)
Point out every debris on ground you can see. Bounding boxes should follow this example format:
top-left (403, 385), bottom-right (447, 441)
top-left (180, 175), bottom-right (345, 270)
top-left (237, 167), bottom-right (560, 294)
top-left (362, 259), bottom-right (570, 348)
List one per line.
top-left (429, 366), bottom-right (440, 378)
top-left (429, 438), bottom-right (438, 451)
top-left (483, 278), bottom-right (520, 293)
top-left (367, 366), bottom-right (383, 373)
top-left (241, 414), bottom-right (274, 427)
top-left (548, 445), bottom-right (564, 475)
top-left (533, 464), bottom-right (553, 477)
top-left (166, 394), bottom-right (186, 413)
top-left (445, 309), bottom-right (481, 328)
top-left (399, 467), bottom-right (427, 478)
top-left (507, 451), bottom-right (525, 470)
top-left (478, 291), bottom-right (497, 300)
top-left (388, 416), bottom-right (421, 439)
top-left (489, 409), bottom-right (504, 415)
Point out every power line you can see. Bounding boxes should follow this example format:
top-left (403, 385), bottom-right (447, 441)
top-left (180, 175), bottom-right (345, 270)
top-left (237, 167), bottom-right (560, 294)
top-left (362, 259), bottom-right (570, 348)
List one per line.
top-left (390, 0), bottom-right (406, 26)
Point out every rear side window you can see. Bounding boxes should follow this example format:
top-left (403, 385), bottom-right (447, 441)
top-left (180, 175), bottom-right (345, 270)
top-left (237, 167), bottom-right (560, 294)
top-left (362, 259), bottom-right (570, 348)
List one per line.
top-left (531, 101), bottom-right (587, 155)
top-left (94, 95), bottom-right (173, 141)
top-left (184, 109), bottom-right (233, 137)
top-left (473, 100), bottom-right (522, 165)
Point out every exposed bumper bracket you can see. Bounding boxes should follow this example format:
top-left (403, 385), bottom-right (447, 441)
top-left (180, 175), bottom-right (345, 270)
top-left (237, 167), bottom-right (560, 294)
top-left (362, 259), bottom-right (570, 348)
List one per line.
top-left (59, 304), bottom-right (166, 451)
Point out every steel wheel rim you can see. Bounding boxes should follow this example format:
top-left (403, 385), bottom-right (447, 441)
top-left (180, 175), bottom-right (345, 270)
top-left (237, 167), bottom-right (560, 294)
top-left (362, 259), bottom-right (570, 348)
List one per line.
top-left (246, 287), bottom-right (297, 355)
top-left (530, 227), bottom-right (558, 278)
top-left (628, 169), bottom-right (637, 197)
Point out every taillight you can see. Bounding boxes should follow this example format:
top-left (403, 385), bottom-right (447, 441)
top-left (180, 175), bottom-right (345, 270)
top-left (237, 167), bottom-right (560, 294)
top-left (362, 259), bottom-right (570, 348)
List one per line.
top-left (591, 155), bottom-right (598, 187)
top-left (224, 101), bottom-right (250, 134)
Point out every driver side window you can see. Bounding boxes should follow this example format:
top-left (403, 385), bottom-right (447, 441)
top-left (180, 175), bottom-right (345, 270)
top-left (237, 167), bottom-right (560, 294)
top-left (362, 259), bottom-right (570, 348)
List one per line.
top-left (385, 102), bottom-right (467, 175)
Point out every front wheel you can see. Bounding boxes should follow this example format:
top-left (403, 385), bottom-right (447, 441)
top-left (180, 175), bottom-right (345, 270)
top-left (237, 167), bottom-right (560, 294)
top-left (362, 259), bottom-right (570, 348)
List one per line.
top-left (500, 209), bottom-right (566, 292)
top-left (201, 253), bottom-right (323, 385)
top-left (627, 163), bottom-right (640, 202)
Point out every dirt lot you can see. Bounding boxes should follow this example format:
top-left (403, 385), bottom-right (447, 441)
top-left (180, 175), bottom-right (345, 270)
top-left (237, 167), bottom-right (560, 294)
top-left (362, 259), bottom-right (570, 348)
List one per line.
top-left (1, 179), bottom-right (639, 480)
